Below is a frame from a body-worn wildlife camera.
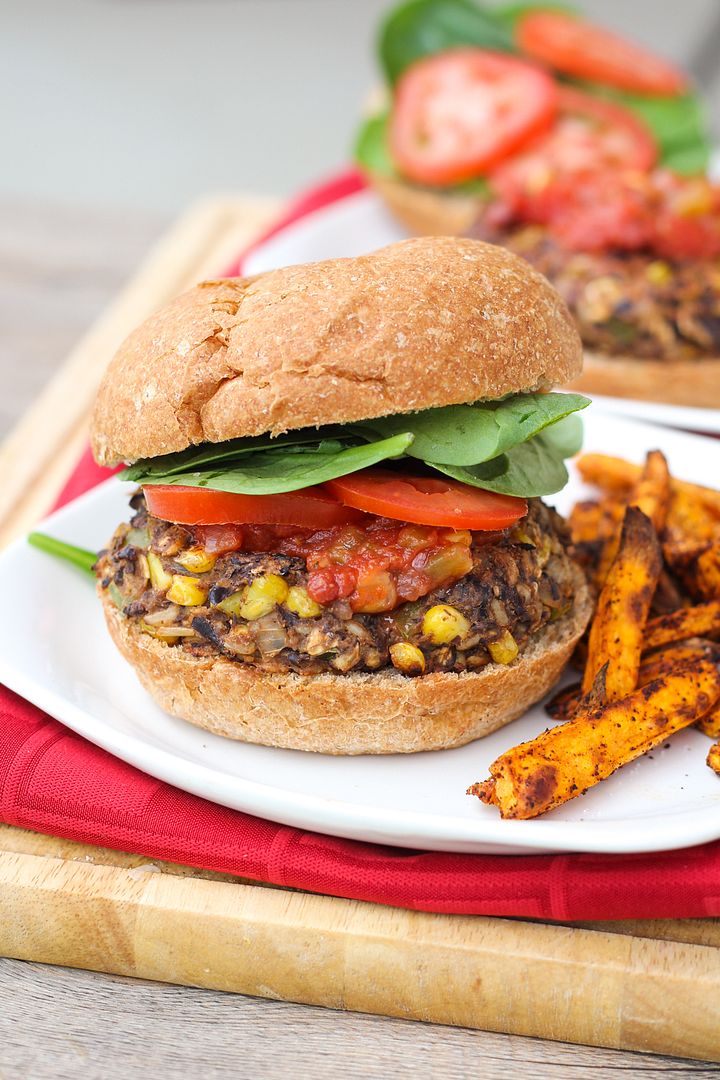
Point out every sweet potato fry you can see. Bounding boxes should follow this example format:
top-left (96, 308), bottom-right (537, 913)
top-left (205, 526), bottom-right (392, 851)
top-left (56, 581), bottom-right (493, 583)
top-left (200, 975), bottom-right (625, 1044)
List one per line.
top-left (708, 741), bottom-right (720, 777)
top-left (469, 661), bottom-right (720, 819)
top-left (576, 454), bottom-right (640, 496)
top-left (569, 498), bottom-right (624, 545)
top-left (595, 450), bottom-right (670, 587)
top-left (577, 454), bottom-right (720, 518)
top-left (666, 542), bottom-right (720, 603)
top-left (546, 682), bottom-right (583, 722)
top-left (569, 500), bottom-right (603, 544)
top-left (653, 569), bottom-right (685, 615)
top-left (643, 600), bottom-right (720, 651)
top-left (698, 706), bottom-right (720, 740)
top-left (631, 450), bottom-right (671, 532)
top-left (582, 506), bottom-right (662, 699)
top-left (666, 490), bottom-right (720, 544)
top-left (546, 642), bottom-right (716, 721)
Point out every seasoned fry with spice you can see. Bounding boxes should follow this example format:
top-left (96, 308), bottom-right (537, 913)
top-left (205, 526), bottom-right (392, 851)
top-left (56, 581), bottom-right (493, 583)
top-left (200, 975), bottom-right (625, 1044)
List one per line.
top-left (547, 641), bottom-right (717, 721)
top-left (470, 661), bottom-right (720, 820)
top-left (665, 490), bottom-right (720, 544)
top-left (594, 450), bottom-right (670, 588)
top-left (582, 506), bottom-right (662, 700)
top-left (569, 498), bottom-right (623, 545)
top-left (643, 600), bottom-right (720, 651)
top-left (472, 449), bottom-right (720, 821)
top-left (667, 542), bottom-right (720, 603)
top-left (698, 707), bottom-right (720, 740)
top-left (708, 742), bottom-right (720, 777)
top-left (577, 455), bottom-right (720, 519)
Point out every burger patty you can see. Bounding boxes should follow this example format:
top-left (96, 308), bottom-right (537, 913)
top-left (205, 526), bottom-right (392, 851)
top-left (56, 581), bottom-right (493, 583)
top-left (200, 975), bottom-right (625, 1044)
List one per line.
top-left (97, 496), bottom-right (581, 677)
top-left (472, 223), bottom-right (720, 361)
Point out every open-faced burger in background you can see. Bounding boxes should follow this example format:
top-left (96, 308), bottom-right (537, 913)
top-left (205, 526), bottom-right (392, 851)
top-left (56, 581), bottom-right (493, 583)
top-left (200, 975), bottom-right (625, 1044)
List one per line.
top-left (356, 0), bottom-right (720, 407)
top-left (91, 236), bottom-right (592, 754)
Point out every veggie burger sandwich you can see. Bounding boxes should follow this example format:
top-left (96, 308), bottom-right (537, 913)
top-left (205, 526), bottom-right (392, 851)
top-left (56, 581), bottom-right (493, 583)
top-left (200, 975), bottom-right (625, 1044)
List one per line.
top-left (92, 236), bottom-right (592, 754)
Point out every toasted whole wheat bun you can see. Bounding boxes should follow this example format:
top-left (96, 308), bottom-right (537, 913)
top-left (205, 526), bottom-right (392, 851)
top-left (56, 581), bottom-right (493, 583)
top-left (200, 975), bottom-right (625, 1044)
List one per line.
top-left (371, 173), bottom-right (483, 238)
top-left (370, 176), bottom-right (720, 408)
top-left (91, 235), bottom-right (582, 466)
top-left (100, 566), bottom-right (592, 755)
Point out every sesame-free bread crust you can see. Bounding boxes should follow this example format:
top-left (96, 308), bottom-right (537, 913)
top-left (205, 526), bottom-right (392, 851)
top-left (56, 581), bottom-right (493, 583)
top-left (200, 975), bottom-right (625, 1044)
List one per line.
top-left (91, 235), bottom-right (582, 466)
top-left (369, 173), bottom-right (483, 238)
top-left (100, 564), bottom-right (592, 755)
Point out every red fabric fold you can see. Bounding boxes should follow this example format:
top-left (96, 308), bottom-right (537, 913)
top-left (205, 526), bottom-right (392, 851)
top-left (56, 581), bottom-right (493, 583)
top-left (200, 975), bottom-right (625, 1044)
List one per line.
top-left (3, 169), bottom-right (719, 921)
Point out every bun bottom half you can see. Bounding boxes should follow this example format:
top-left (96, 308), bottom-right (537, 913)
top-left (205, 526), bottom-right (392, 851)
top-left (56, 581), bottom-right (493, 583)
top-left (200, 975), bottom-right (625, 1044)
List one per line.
top-left (371, 175), bottom-right (720, 410)
top-left (371, 173), bottom-right (481, 237)
top-left (567, 352), bottom-right (720, 410)
top-left (100, 566), bottom-right (592, 755)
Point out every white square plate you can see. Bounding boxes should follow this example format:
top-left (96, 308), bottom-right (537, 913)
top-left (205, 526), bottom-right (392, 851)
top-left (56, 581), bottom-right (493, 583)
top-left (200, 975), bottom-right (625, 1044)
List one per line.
top-left (1, 411), bottom-right (719, 854)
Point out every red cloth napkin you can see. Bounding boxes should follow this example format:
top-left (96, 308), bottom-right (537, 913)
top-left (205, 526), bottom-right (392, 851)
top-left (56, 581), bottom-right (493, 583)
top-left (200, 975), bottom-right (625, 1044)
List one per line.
top-left (3, 170), bottom-right (720, 922)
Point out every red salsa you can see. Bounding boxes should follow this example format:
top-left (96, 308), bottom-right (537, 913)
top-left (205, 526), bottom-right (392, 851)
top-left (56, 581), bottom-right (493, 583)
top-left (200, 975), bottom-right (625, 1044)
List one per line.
top-left (196, 519), bottom-right (500, 614)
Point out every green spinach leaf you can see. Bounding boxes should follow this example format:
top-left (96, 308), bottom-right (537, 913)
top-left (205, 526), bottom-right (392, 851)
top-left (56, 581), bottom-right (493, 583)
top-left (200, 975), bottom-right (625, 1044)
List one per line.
top-left (493, 2), bottom-right (577, 30)
top-left (354, 113), bottom-right (396, 178)
top-left (361, 392), bottom-right (589, 465)
top-left (537, 412), bottom-right (584, 458)
top-left (123, 433), bottom-right (415, 495)
top-left (431, 431), bottom-right (570, 497)
top-left (379, 0), bottom-right (513, 85)
top-left (123, 429), bottom-right (355, 481)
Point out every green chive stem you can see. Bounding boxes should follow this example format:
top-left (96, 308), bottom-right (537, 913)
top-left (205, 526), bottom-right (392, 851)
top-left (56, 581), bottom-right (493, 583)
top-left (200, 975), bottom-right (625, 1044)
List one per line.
top-left (28, 532), bottom-right (97, 577)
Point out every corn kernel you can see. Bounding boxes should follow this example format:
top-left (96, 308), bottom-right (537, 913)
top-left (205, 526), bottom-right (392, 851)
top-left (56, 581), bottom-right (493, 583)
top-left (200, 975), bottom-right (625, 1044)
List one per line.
top-left (147, 551), bottom-right (173, 592)
top-left (422, 604), bottom-right (470, 645)
top-left (167, 574), bottom-right (209, 607)
top-left (216, 589), bottom-right (247, 617)
top-left (389, 642), bottom-right (426, 675)
top-left (488, 629), bottom-right (519, 665)
top-left (442, 529), bottom-right (472, 545)
top-left (175, 547), bottom-right (217, 573)
top-left (645, 260), bottom-right (672, 286)
top-left (286, 585), bottom-right (322, 618)
top-left (239, 574), bottom-right (289, 621)
top-left (512, 528), bottom-right (535, 547)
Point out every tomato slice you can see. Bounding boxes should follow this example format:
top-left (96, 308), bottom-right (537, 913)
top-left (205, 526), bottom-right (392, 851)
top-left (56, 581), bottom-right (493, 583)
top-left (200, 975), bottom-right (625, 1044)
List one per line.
top-left (517, 12), bottom-right (687, 97)
top-left (143, 484), bottom-right (364, 528)
top-left (324, 469), bottom-right (527, 530)
top-left (389, 49), bottom-right (558, 186)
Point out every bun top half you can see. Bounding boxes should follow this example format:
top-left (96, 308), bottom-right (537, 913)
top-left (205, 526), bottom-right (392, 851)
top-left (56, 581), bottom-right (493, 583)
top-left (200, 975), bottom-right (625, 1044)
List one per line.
top-left (91, 236), bottom-right (582, 466)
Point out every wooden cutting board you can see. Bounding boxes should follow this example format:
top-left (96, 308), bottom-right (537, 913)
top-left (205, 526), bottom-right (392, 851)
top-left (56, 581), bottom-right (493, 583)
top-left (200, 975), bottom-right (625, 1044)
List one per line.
top-left (0, 195), bottom-right (719, 1064)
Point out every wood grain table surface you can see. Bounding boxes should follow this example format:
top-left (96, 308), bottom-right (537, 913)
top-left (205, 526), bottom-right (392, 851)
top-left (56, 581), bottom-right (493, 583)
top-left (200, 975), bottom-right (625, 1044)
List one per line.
top-left (0, 198), bottom-right (718, 1080)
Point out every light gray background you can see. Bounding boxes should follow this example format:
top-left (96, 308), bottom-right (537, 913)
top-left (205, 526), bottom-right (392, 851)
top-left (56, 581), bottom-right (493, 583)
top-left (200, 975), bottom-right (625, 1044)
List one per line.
top-left (3, 0), bottom-right (720, 213)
